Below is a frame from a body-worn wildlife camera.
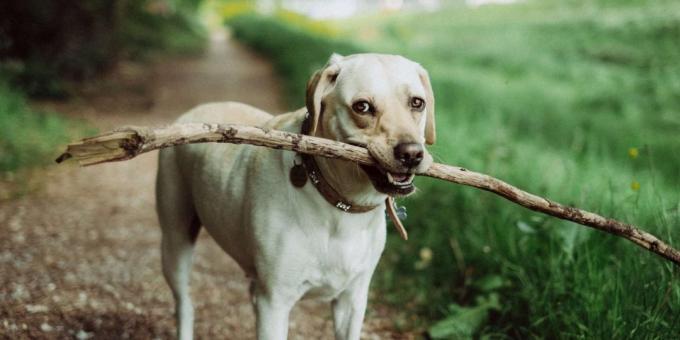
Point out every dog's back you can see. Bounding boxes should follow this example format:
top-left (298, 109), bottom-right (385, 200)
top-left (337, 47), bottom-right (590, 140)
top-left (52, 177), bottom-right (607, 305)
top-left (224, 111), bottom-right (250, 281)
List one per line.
top-left (155, 102), bottom-right (282, 339)
top-left (174, 101), bottom-right (273, 126)
top-left (155, 101), bottom-right (313, 272)
top-left (156, 101), bottom-right (276, 270)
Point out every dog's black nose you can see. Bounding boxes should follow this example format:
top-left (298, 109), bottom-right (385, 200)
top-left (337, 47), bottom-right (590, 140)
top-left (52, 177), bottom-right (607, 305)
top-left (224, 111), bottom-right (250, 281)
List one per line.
top-left (394, 143), bottom-right (424, 168)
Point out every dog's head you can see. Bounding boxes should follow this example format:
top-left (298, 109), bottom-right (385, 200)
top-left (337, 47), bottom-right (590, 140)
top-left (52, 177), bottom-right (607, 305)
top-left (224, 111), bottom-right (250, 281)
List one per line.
top-left (306, 53), bottom-right (436, 197)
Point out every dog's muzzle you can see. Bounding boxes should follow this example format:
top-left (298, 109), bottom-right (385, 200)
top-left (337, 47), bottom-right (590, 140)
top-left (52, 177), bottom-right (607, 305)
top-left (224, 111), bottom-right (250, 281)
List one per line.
top-left (359, 160), bottom-right (417, 196)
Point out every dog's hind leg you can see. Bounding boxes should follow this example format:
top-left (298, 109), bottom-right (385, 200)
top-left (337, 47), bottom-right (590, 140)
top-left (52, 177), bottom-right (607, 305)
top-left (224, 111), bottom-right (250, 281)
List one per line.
top-left (156, 150), bottom-right (201, 340)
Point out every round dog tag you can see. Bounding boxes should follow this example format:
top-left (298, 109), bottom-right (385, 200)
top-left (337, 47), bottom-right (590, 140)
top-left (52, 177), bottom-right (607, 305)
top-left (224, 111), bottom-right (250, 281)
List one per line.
top-left (289, 163), bottom-right (308, 188)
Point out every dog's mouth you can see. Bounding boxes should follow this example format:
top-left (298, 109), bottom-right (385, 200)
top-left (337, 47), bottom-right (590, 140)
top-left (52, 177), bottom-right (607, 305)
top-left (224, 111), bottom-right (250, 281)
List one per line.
top-left (360, 165), bottom-right (416, 196)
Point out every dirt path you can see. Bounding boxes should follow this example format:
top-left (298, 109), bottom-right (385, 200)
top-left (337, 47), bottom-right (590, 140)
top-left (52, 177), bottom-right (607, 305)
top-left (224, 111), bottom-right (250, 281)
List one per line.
top-left (0, 33), bottom-right (396, 339)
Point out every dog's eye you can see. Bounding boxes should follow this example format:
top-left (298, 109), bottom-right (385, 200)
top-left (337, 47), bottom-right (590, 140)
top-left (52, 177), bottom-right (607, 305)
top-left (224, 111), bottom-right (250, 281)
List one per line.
top-left (410, 97), bottom-right (425, 111)
top-left (352, 101), bottom-right (373, 114)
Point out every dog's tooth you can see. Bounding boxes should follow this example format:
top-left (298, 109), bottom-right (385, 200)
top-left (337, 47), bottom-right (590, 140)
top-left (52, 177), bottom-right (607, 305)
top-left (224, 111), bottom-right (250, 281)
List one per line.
top-left (387, 172), bottom-right (395, 184)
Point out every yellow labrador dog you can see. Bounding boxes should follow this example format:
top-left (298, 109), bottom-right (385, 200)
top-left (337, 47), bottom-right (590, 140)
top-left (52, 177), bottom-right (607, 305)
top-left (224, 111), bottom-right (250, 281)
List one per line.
top-left (156, 53), bottom-right (435, 340)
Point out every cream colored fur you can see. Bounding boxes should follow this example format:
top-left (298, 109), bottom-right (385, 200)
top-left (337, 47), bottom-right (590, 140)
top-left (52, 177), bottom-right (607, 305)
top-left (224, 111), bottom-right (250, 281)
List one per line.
top-left (156, 53), bottom-right (435, 340)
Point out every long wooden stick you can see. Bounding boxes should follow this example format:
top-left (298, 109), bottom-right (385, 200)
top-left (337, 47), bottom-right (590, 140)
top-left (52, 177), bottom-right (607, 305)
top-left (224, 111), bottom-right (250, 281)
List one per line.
top-left (56, 123), bottom-right (680, 266)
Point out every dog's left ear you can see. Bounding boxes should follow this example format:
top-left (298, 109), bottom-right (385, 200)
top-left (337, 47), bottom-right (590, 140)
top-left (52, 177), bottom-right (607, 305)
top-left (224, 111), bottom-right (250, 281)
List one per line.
top-left (417, 65), bottom-right (436, 145)
top-left (305, 55), bottom-right (341, 136)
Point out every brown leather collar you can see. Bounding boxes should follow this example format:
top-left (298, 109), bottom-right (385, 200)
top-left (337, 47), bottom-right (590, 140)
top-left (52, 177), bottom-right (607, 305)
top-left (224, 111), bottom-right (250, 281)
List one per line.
top-left (290, 112), bottom-right (409, 239)
top-left (295, 112), bottom-right (380, 213)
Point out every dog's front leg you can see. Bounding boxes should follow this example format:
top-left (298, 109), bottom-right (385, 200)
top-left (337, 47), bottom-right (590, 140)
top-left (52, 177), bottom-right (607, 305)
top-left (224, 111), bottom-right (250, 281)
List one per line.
top-left (253, 288), bottom-right (295, 340)
top-left (332, 273), bottom-right (373, 340)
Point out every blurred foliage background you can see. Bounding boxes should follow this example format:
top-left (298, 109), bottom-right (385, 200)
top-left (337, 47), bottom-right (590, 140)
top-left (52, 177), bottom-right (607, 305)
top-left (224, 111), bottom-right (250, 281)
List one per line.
top-left (1, 0), bottom-right (679, 338)
top-left (0, 0), bottom-right (206, 97)
top-left (0, 0), bottom-right (207, 173)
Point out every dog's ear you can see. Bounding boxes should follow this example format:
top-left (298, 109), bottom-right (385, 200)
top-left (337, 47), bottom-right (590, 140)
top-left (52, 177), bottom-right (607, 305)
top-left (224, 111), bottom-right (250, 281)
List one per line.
top-left (329, 53), bottom-right (344, 65)
top-left (305, 55), bottom-right (341, 136)
top-left (416, 65), bottom-right (436, 145)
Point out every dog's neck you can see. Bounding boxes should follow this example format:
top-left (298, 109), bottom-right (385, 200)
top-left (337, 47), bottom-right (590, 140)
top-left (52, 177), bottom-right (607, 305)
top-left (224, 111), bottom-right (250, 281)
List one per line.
top-left (308, 113), bottom-right (387, 208)
top-left (314, 156), bottom-right (386, 207)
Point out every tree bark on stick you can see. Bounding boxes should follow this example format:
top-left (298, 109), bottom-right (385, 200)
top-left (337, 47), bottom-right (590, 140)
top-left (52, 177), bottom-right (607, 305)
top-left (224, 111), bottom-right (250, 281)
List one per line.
top-left (56, 123), bottom-right (680, 266)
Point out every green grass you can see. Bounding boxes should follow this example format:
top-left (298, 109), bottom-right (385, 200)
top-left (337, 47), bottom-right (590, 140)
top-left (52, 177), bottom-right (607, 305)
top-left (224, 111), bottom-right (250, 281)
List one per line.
top-left (228, 15), bottom-right (360, 104)
top-left (228, 2), bottom-right (680, 337)
top-left (0, 80), bottom-right (78, 172)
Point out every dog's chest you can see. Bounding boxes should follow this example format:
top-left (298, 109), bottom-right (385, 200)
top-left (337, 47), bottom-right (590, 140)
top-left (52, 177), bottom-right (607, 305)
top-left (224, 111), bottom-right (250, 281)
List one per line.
top-left (297, 217), bottom-right (386, 300)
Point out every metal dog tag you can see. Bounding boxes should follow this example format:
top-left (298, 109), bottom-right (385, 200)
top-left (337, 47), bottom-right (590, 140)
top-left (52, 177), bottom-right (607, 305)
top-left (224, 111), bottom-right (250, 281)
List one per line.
top-left (395, 204), bottom-right (407, 220)
top-left (289, 159), bottom-right (307, 188)
top-left (386, 199), bottom-right (407, 220)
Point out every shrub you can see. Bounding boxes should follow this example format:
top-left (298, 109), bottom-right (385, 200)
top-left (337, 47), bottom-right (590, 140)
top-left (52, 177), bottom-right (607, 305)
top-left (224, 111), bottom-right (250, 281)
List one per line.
top-left (0, 0), bottom-right (206, 97)
top-left (0, 80), bottom-right (74, 172)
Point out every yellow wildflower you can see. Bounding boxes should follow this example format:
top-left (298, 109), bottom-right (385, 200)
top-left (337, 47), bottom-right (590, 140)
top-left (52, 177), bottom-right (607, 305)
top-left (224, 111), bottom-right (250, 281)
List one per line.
top-left (415, 247), bottom-right (433, 270)
top-left (631, 181), bottom-right (640, 191)
top-left (628, 147), bottom-right (639, 159)
top-left (420, 247), bottom-right (433, 262)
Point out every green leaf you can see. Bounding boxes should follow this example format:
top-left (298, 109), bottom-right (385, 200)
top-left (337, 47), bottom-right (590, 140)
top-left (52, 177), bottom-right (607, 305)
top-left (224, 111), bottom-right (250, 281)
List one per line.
top-left (516, 220), bottom-right (537, 234)
top-left (429, 294), bottom-right (501, 339)
top-left (474, 275), bottom-right (506, 292)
